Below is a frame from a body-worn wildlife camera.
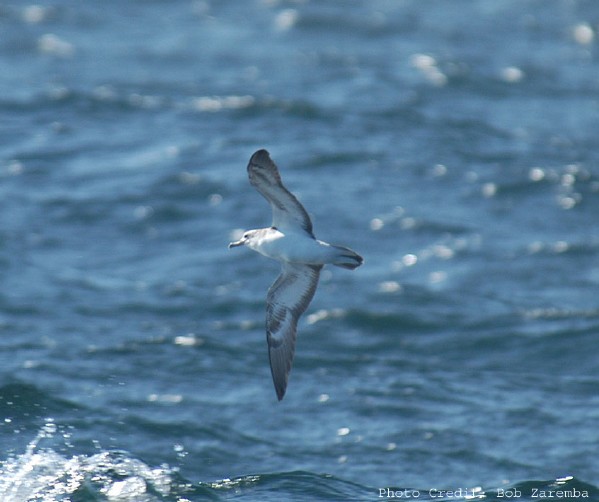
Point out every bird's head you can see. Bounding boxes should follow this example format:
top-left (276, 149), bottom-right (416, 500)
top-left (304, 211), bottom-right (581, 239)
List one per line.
top-left (228, 229), bottom-right (258, 249)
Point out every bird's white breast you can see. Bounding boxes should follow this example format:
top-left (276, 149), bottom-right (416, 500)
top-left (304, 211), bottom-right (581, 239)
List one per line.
top-left (249, 228), bottom-right (328, 265)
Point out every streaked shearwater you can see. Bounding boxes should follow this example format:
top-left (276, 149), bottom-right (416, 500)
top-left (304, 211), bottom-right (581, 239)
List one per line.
top-left (229, 149), bottom-right (363, 400)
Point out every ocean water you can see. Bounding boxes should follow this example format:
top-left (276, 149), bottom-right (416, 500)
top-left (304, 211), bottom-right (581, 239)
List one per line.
top-left (1, 0), bottom-right (599, 500)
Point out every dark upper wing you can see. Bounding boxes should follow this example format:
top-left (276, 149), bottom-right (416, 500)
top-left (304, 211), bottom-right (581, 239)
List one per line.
top-left (266, 262), bottom-right (322, 400)
top-left (247, 149), bottom-right (314, 236)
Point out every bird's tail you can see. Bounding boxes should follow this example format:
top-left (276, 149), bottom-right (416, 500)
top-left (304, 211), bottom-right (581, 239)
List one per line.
top-left (330, 245), bottom-right (363, 270)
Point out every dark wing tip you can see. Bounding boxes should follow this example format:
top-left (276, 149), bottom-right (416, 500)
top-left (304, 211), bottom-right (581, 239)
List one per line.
top-left (247, 149), bottom-right (283, 188)
top-left (270, 358), bottom-right (289, 401)
top-left (275, 381), bottom-right (286, 401)
top-left (267, 327), bottom-right (295, 401)
top-left (249, 149), bottom-right (271, 166)
top-left (269, 343), bottom-right (291, 401)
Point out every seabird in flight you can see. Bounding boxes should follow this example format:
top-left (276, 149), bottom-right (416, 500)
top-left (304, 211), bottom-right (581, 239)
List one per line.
top-left (229, 149), bottom-right (363, 400)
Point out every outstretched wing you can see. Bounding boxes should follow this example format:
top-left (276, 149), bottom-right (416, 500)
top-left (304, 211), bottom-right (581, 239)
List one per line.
top-left (247, 149), bottom-right (314, 236)
top-left (266, 262), bottom-right (322, 400)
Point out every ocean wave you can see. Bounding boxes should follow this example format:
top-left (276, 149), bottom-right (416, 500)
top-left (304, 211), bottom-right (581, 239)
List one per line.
top-left (1, 425), bottom-right (597, 502)
top-left (0, 84), bottom-right (338, 123)
top-left (0, 443), bottom-right (201, 501)
top-left (0, 421), bottom-right (374, 501)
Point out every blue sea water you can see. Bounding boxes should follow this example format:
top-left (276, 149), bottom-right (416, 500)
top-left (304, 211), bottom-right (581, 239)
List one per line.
top-left (1, 0), bottom-right (599, 500)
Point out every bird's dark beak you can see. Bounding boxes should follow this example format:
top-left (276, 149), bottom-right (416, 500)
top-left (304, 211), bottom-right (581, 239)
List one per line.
top-left (228, 238), bottom-right (245, 249)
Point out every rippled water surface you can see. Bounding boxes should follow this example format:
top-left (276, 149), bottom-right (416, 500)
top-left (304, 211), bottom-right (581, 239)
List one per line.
top-left (1, 1), bottom-right (598, 500)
